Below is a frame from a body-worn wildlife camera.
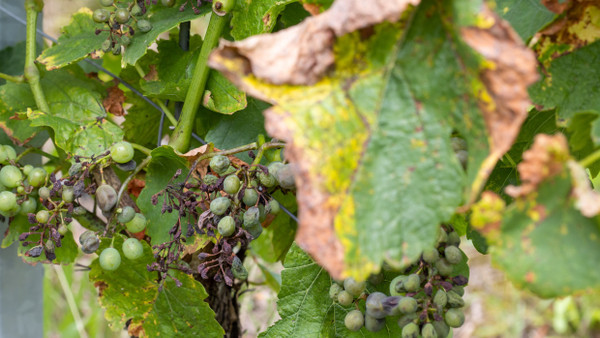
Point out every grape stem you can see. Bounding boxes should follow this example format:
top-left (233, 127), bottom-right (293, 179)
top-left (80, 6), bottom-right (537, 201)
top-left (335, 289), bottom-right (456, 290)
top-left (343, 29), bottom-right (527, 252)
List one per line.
top-left (14, 147), bottom-right (59, 162)
top-left (24, 0), bottom-right (50, 113)
top-left (169, 12), bottom-right (228, 153)
top-left (130, 142), bottom-right (152, 156)
top-left (579, 149), bottom-right (600, 168)
top-left (0, 72), bottom-right (25, 83)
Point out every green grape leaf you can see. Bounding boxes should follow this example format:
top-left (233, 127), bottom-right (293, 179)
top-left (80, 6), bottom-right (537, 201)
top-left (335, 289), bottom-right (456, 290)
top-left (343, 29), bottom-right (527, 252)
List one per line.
top-left (231, 0), bottom-right (297, 40)
top-left (89, 236), bottom-right (224, 336)
top-left (261, 243), bottom-right (402, 337)
top-left (210, 0), bottom-right (538, 279)
top-left (122, 94), bottom-right (167, 148)
top-left (203, 71), bottom-right (248, 114)
top-left (137, 146), bottom-right (189, 246)
top-left (493, 0), bottom-right (556, 42)
top-left (0, 81), bottom-right (40, 144)
top-left (37, 8), bottom-right (108, 70)
top-left (0, 41), bottom-right (30, 84)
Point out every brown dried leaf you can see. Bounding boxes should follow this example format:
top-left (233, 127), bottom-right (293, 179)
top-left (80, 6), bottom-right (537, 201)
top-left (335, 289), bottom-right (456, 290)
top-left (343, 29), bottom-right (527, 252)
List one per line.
top-left (181, 145), bottom-right (249, 179)
top-left (541, 0), bottom-right (572, 14)
top-left (210, 0), bottom-right (420, 85)
top-left (143, 64), bottom-right (158, 81)
top-left (506, 134), bottom-right (570, 198)
top-left (102, 84), bottom-right (125, 116)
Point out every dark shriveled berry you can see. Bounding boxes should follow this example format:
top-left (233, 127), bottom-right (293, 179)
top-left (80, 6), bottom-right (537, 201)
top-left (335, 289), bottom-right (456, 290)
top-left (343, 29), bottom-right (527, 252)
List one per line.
top-left (96, 184), bottom-right (117, 212)
top-left (365, 314), bottom-right (385, 332)
top-left (365, 292), bottom-right (387, 319)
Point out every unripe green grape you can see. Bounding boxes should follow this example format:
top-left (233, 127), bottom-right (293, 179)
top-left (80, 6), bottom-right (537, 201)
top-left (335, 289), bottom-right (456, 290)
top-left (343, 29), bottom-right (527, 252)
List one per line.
top-left (209, 155), bottom-right (230, 175)
top-left (3, 145), bottom-right (16, 162)
top-left (62, 186), bottom-right (74, 203)
top-left (131, 4), bottom-right (142, 16)
top-left (0, 191), bottom-right (17, 214)
top-left (210, 197), bottom-right (231, 216)
top-left (366, 292), bottom-right (387, 319)
top-left (397, 313), bottom-right (417, 328)
top-left (422, 248), bottom-right (440, 264)
top-left (403, 274), bottom-right (420, 292)
top-left (0, 165), bottom-right (23, 188)
top-left (368, 271), bottom-right (384, 285)
top-left (99, 247), bottom-right (121, 271)
top-left (444, 308), bottom-right (465, 328)
top-left (437, 229), bottom-right (448, 245)
top-left (329, 283), bottom-right (343, 300)
top-left (115, 8), bottom-right (130, 24)
top-left (232, 256), bottom-right (248, 280)
top-left (244, 221), bottom-right (263, 239)
top-left (275, 164), bottom-right (295, 189)
top-left (17, 186), bottom-right (25, 194)
top-left (19, 198), bottom-right (36, 215)
top-left (444, 246), bottom-right (462, 264)
top-left (120, 35), bottom-right (131, 46)
top-left (432, 320), bottom-right (450, 338)
top-left (435, 259), bottom-right (454, 276)
top-left (267, 162), bottom-right (284, 179)
top-left (242, 189), bottom-right (258, 206)
top-left (218, 216), bottom-right (235, 237)
top-left (344, 310), bottom-right (364, 332)
top-left (36, 210), bottom-right (50, 223)
top-left (112, 44), bottom-right (121, 56)
top-left (434, 289), bottom-right (448, 307)
top-left (38, 186), bottom-right (50, 200)
top-left (337, 290), bottom-right (353, 306)
top-left (58, 223), bottom-right (69, 235)
top-left (99, 0), bottom-right (114, 6)
top-left (93, 8), bottom-right (110, 23)
top-left (258, 171), bottom-right (277, 188)
top-left (343, 277), bottom-right (366, 297)
top-left (110, 141), bottom-right (134, 163)
top-left (96, 184), bottom-right (117, 212)
top-left (266, 199), bottom-right (280, 215)
top-left (101, 39), bottom-right (112, 53)
top-left (126, 213), bottom-right (147, 233)
top-left (45, 239), bottom-right (55, 254)
top-left (73, 206), bottom-right (86, 216)
top-left (162, 0), bottom-right (175, 7)
top-left (22, 165), bottom-right (33, 176)
top-left (365, 314), bottom-right (385, 332)
top-left (117, 206), bottom-right (136, 224)
top-left (137, 19), bottom-right (152, 33)
top-left (447, 290), bottom-right (465, 308)
top-left (447, 231), bottom-right (461, 246)
top-left (390, 275), bottom-right (406, 296)
top-left (421, 323), bottom-right (437, 338)
top-left (243, 206), bottom-right (260, 227)
top-left (122, 238), bottom-right (144, 260)
top-left (401, 322), bottom-right (419, 338)
top-left (213, 0), bottom-right (236, 16)
top-left (223, 175), bottom-right (240, 194)
top-left (453, 286), bottom-right (465, 296)
top-left (81, 235), bottom-right (100, 254)
top-left (398, 297), bottom-right (417, 314)
top-left (203, 174), bottom-right (219, 186)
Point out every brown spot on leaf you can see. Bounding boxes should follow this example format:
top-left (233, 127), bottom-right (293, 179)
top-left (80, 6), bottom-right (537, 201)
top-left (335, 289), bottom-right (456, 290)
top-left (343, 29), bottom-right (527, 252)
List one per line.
top-left (102, 84), bottom-right (126, 116)
top-left (209, 0), bottom-right (420, 85)
top-left (94, 281), bottom-right (108, 297)
top-left (143, 64), bottom-right (158, 81)
top-left (541, 0), bottom-right (572, 14)
top-left (303, 4), bottom-right (321, 16)
top-left (127, 178), bottom-right (146, 199)
top-left (506, 134), bottom-right (570, 198)
top-left (127, 321), bottom-right (145, 337)
top-left (525, 271), bottom-right (536, 283)
top-left (262, 13), bottom-right (271, 26)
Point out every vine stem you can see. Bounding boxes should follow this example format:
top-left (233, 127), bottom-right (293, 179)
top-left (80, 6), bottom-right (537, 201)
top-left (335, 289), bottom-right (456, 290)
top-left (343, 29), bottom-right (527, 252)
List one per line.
top-left (24, 0), bottom-right (50, 113)
top-left (130, 142), bottom-right (152, 156)
top-left (169, 12), bottom-right (228, 153)
top-left (579, 149), bottom-right (600, 168)
top-left (0, 72), bottom-right (25, 83)
top-left (53, 265), bottom-right (89, 338)
top-left (14, 147), bottom-right (59, 162)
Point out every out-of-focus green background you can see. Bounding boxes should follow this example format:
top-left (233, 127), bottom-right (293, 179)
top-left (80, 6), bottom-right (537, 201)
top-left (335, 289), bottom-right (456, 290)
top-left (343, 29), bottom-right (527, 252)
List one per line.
top-left (27, 1), bottom-right (600, 337)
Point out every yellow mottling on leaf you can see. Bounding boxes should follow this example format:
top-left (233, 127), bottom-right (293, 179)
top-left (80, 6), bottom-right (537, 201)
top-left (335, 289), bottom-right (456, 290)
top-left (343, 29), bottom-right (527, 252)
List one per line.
top-left (560, 225), bottom-right (568, 235)
top-left (411, 139), bottom-right (426, 148)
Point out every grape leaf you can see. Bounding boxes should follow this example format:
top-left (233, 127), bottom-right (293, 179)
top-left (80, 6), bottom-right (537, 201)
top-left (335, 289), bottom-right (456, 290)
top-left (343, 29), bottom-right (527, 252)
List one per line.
top-left (210, 0), bottom-right (538, 279)
top-left (89, 236), bottom-right (224, 336)
top-left (0, 81), bottom-right (40, 144)
top-left (231, 0), bottom-right (297, 40)
top-left (122, 94), bottom-right (167, 148)
top-left (137, 146), bottom-right (189, 246)
top-left (261, 243), bottom-right (402, 337)
top-left (494, 0), bottom-right (556, 42)
top-left (0, 41), bottom-right (28, 85)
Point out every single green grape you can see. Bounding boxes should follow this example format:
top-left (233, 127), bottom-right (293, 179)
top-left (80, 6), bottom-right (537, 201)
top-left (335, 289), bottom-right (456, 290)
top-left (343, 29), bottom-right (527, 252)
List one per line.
top-left (243, 206), bottom-right (260, 227)
top-left (343, 277), bottom-right (366, 297)
top-left (398, 297), bottom-right (417, 314)
top-left (115, 8), bottom-right (130, 24)
top-left (209, 155), bottom-right (230, 175)
top-left (16, 186), bottom-right (25, 194)
top-left (267, 199), bottom-right (280, 215)
top-left (397, 313), bottom-right (417, 329)
top-left (275, 164), bottom-right (295, 190)
top-left (433, 289), bottom-right (448, 308)
top-left (242, 189), bottom-right (258, 206)
top-left (99, 247), bottom-right (121, 271)
top-left (161, 0), bottom-right (175, 7)
top-left (36, 210), bottom-right (50, 223)
top-left (422, 248), bottom-right (440, 264)
top-left (131, 4), bottom-right (142, 16)
top-left (447, 231), bottom-right (461, 246)
top-left (122, 238), bottom-right (144, 260)
top-left (267, 162), bottom-right (284, 179)
top-left (223, 175), bottom-right (240, 194)
top-left (447, 290), bottom-right (465, 308)
top-left (337, 290), bottom-right (353, 306)
top-left (432, 321), bottom-right (450, 338)
top-left (231, 256), bottom-right (248, 280)
top-left (421, 323), bottom-right (437, 338)
top-left (329, 283), bottom-right (343, 300)
top-left (96, 184), bottom-right (117, 212)
top-left (111, 44), bottom-right (121, 56)
top-left (99, 0), bottom-right (114, 6)
top-left (0, 165), bottom-right (23, 188)
top-left (258, 171), bottom-right (277, 188)
top-left (22, 165), bottom-right (33, 176)
top-left (137, 19), bottom-right (152, 33)
top-left (58, 223), bottom-right (69, 235)
top-left (444, 246), bottom-right (462, 264)
top-left (38, 186), bottom-right (50, 200)
top-left (401, 322), bottom-right (419, 338)
top-left (453, 286), bottom-right (465, 296)
top-left (390, 275), bottom-right (406, 296)
top-left (73, 206), bottom-right (87, 216)
top-left (121, 35), bottom-right (131, 46)
top-left (92, 8), bottom-right (110, 23)
top-left (435, 259), bottom-right (454, 277)
top-left (437, 229), bottom-right (448, 245)
top-left (244, 221), bottom-right (263, 239)
top-left (0, 191), bottom-right (17, 214)
top-left (117, 206), bottom-right (136, 224)
top-left (218, 216), bottom-right (236, 237)
top-left (19, 198), bottom-right (37, 215)
top-left (344, 310), bottom-right (364, 332)
top-left (365, 292), bottom-right (387, 319)
top-left (444, 308), bottom-right (465, 328)
top-left (101, 39), bottom-right (112, 53)
top-left (203, 174), bottom-right (219, 186)
top-left (62, 186), bottom-right (74, 203)
top-left (210, 197), bottom-right (231, 216)
top-left (110, 141), bottom-right (134, 163)
top-left (126, 213), bottom-right (147, 233)
top-left (3, 145), bottom-right (16, 163)
top-left (365, 314), bottom-right (385, 332)
top-left (403, 274), bottom-right (420, 292)
top-left (80, 231), bottom-right (100, 254)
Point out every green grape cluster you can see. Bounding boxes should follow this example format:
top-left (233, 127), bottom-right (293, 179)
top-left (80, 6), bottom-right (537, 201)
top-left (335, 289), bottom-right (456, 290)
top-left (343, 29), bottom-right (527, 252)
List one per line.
top-left (333, 225), bottom-right (468, 336)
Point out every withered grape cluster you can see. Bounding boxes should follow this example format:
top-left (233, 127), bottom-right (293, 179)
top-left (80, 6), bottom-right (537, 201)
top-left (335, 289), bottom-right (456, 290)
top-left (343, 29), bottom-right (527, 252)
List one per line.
top-left (331, 225), bottom-right (468, 337)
